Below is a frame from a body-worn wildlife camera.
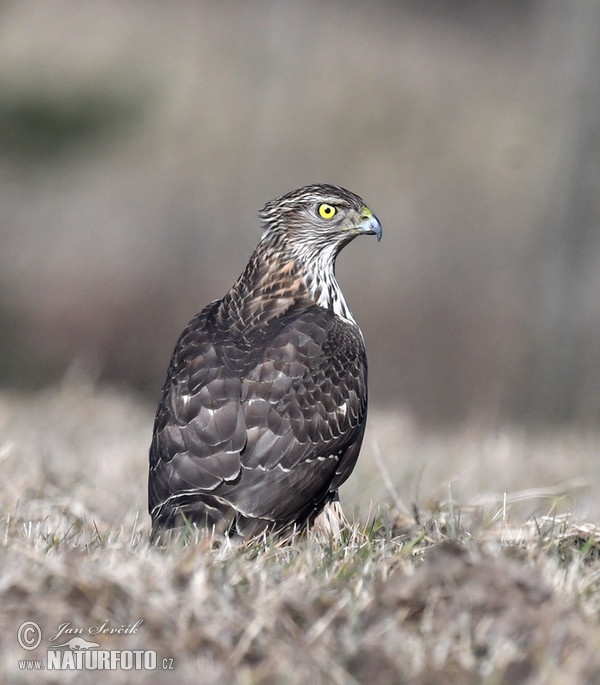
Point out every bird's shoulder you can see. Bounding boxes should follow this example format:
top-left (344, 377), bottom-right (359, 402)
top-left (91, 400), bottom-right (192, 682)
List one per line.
top-left (153, 298), bottom-right (367, 438)
top-left (169, 295), bottom-right (365, 377)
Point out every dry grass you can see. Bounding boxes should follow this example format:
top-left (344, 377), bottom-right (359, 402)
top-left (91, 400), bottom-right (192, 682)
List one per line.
top-left (2, 379), bottom-right (600, 684)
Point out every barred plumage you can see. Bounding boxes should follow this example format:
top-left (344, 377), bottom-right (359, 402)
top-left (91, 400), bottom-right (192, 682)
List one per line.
top-left (148, 184), bottom-right (381, 540)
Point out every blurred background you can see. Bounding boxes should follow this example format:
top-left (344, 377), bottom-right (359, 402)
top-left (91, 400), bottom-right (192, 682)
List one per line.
top-left (1, 0), bottom-right (599, 426)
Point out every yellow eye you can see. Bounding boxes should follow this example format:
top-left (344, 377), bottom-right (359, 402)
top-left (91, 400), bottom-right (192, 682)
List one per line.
top-left (318, 203), bottom-right (337, 220)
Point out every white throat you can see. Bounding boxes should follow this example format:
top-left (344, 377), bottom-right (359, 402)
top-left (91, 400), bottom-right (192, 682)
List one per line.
top-left (296, 243), bottom-right (357, 326)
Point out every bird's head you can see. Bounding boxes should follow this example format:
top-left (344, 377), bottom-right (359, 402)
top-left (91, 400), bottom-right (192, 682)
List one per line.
top-left (258, 184), bottom-right (382, 265)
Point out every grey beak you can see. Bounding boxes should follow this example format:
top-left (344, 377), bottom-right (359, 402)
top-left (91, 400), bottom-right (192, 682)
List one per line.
top-left (360, 214), bottom-right (382, 242)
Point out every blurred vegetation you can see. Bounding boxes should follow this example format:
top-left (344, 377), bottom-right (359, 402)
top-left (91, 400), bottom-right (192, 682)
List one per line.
top-left (1, 0), bottom-right (599, 424)
top-left (0, 90), bottom-right (140, 160)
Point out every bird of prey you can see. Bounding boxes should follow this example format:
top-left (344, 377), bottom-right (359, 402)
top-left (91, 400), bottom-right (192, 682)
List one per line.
top-left (148, 184), bottom-right (382, 540)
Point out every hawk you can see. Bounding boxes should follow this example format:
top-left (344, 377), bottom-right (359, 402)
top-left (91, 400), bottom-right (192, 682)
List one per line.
top-left (148, 184), bottom-right (382, 540)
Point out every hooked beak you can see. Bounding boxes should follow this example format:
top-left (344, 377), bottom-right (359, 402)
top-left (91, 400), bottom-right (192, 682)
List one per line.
top-left (358, 209), bottom-right (382, 242)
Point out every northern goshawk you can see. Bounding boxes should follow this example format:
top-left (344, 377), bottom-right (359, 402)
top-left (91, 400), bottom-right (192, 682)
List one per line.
top-left (148, 184), bottom-right (381, 540)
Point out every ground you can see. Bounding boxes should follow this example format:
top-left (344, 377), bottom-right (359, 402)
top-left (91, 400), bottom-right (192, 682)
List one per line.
top-left (1, 379), bottom-right (600, 684)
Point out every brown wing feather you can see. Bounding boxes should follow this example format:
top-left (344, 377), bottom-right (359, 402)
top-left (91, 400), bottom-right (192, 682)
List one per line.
top-left (220, 308), bottom-right (367, 532)
top-left (149, 301), bottom-right (367, 537)
top-left (148, 301), bottom-right (247, 531)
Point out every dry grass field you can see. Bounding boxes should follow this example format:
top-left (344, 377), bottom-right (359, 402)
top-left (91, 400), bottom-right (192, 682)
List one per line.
top-left (1, 379), bottom-right (600, 684)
